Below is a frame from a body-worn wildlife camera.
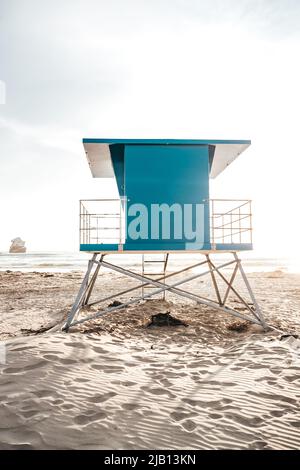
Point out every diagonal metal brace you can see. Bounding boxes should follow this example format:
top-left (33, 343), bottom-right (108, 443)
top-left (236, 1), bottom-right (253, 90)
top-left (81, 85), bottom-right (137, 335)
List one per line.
top-left (64, 257), bottom-right (264, 330)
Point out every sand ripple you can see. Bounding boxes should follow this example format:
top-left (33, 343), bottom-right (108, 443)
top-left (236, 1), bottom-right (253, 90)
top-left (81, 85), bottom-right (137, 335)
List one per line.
top-left (0, 331), bottom-right (300, 449)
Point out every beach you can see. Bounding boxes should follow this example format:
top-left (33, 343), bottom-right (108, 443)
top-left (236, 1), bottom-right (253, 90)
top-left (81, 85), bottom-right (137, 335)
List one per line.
top-left (0, 266), bottom-right (300, 449)
top-left (2, 0), bottom-right (300, 454)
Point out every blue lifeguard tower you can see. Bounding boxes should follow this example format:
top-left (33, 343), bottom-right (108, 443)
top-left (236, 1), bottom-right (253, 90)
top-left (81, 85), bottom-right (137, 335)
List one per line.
top-left (64, 139), bottom-right (266, 331)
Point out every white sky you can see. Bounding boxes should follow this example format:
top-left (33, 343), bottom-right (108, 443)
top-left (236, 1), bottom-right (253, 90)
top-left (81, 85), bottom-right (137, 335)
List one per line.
top-left (0, 0), bottom-right (300, 257)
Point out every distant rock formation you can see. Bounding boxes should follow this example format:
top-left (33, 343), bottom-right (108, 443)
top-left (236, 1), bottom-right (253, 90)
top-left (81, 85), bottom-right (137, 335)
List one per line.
top-left (9, 237), bottom-right (26, 253)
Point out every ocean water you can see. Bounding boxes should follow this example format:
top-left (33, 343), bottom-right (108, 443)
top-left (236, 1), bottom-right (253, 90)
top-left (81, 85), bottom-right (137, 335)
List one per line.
top-left (0, 252), bottom-right (299, 273)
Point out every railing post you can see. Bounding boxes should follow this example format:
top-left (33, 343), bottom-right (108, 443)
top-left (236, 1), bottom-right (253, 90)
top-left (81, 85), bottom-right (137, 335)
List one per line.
top-left (119, 198), bottom-right (122, 245)
top-left (79, 200), bottom-right (82, 247)
top-left (222, 214), bottom-right (224, 243)
top-left (211, 199), bottom-right (215, 248)
top-left (123, 196), bottom-right (127, 245)
top-left (83, 205), bottom-right (86, 244)
top-left (250, 200), bottom-right (253, 244)
top-left (85, 207), bottom-right (87, 244)
top-left (239, 205), bottom-right (241, 244)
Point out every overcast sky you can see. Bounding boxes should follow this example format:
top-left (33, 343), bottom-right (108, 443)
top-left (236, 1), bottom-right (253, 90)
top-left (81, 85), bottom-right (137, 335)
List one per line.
top-left (0, 0), bottom-right (300, 257)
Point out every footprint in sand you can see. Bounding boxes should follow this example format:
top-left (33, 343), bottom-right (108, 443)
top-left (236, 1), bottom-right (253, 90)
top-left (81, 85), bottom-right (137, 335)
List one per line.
top-left (19, 410), bottom-right (50, 422)
top-left (170, 411), bottom-right (196, 422)
top-left (43, 350), bottom-right (63, 355)
top-left (222, 398), bottom-right (233, 404)
top-left (122, 362), bottom-right (137, 368)
top-left (248, 440), bottom-right (268, 449)
top-left (92, 346), bottom-right (108, 354)
top-left (64, 341), bottom-right (86, 349)
top-left (52, 399), bottom-right (64, 405)
top-left (10, 346), bottom-right (35, 352)
top-left (32, 390), bottom-right (54, 398)
top-left (43, 354), bottom-right (60, 360)
top-left (266, 379), bottom-right (278, 385)
top-left (269, 367), bottom-right (283, 374)
top-left (141, 386), bottom-right (175, 398)
top-left (58, 358), bottom-right (79, 365)
top-left (164, 371), bottom-right (188, 378)
top-left (111, 380), bottom-right (137, 387)
top-left (87, 392), bottom-right (117, 403)
top-left (61, 403), bottom-right (73, 410)
top-left (187, 362), bottom-right (203, 369)
top-left (225, 413), bottom-right (264, 427)
top-left (182, 398), bottom-right (199, 407)
top-left (121, 403), bottom-right (140, 411)
top-left (182, 398), bottom-right (223, 409)
top-left (3, 360), bottom-right (48, 374)
top-left (209, 413), bottom-right (223, 420)
top-left (290, 421), bottom-right (300, 428)
top-left (158, 378), bottom-right (173, 387)
top-left (270, 410), bottom-right (284, 417)
top-left (121, 381), bottom-right (136, 387)
top-left (285, 375), bottom-right (299, 383)
top-left (0, 429), bottom-right (43, 449)
top-left (144, 372), bottom-right (164, 380)
top-left (74, 411), bottom-right (107, 425)
top-left (91, 364), bottom-right (124, 373)
top-left (19, 410), bottom-right (40, 418)
top-left (181, 419), bottom-right (197, 432)
top-left (249, 391), bottom-right (297, 405)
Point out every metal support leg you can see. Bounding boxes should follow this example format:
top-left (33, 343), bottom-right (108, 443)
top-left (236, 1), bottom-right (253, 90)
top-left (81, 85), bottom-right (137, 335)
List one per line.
top-left (83, 254), bottom-right (104, 306)
top-left (162, 253), bottom-right (169, 301)
top-left (233, 253), bottom-right (267, 329)
top-left (64, 253), bottom-right (98, 332)
top-left (222, 263), bottom-right (238, 306)
top-left (208, 257), bottom-right (261, 322)
top-left (206, 254), bottom-right (222, 305)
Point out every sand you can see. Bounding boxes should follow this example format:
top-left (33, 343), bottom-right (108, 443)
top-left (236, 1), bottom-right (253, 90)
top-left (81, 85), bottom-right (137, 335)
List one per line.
top-left (0, 268), bottom-right (300, 449)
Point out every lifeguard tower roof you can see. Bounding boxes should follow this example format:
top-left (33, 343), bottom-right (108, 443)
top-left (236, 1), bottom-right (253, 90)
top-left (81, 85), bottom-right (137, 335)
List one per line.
top-left (83, 138), bottom-right (251, 179)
